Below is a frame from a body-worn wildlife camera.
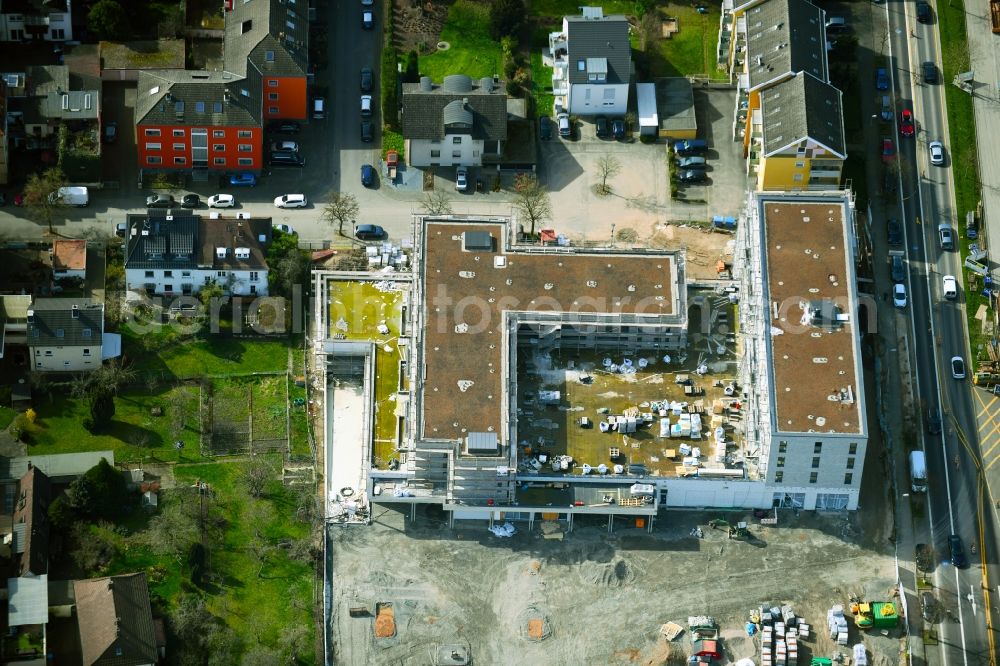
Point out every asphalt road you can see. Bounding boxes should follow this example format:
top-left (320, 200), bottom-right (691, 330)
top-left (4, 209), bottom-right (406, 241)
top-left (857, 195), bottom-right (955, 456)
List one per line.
top-left (888, 0), bottom-right (998, 662)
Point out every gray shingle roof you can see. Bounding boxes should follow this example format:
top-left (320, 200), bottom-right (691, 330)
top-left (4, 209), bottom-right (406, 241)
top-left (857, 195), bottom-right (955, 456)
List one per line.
top-left (761, 72), bottom-right (845, 157)
top-left (744, 0), bottom-right (827, 91)
top-left (74, 573), bottom-right (158, 666)
top-left (28, 299), bottom-right (104, 347)
top-left (135, 70), bottom-right (261, 127)
top-left (123, 213), bottom-right (272, 272)
top-left (402, 76), bottom-right (507, 141)
top-left (565, 15), bottom-right (631, 85)
top-left (42, 89), bottom-right (99, 121)
top-left (26, 65), bottom-right (68, 96)
top-left (224, 0), bottom-right (308, 78)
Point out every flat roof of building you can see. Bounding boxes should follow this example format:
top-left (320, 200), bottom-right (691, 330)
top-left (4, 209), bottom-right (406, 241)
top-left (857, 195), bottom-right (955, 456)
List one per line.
top-left (762, 199), bottom-right (861, 434)
top-left (420, 220), bottom-right (683, 441)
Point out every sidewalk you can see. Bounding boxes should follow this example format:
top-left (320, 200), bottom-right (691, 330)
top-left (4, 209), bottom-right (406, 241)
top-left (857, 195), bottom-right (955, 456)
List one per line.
top-left (965, 3), bottom-right (1000, 259)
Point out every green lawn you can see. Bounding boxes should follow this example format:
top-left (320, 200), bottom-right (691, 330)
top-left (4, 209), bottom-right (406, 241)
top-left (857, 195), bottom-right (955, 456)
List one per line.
top-left (289, 348), bottom-right (311, 460)
top-left (27, 385), bottom-right (205, 465)
top-left (530, 50), bottom-right (555, 119)
top-left (123, 323), bottom-right (290, 379)
top-left (647, 3), bottom-right (725, 79)
top-left (0, 406), bottom-right (14, 430)
top-left (529, 0), bottom-right (633, 18)
top-left (419, 0), bottom-right (503, 81)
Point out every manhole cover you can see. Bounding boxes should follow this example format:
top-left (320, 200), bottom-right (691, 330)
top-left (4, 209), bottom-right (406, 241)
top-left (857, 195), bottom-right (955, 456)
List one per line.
top-left (437, 41), bottom-right (450, 51)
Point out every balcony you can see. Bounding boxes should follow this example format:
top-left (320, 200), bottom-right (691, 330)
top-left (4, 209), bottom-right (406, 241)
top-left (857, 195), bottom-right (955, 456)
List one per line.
top-left (549, 32), bottom-right (568, 61)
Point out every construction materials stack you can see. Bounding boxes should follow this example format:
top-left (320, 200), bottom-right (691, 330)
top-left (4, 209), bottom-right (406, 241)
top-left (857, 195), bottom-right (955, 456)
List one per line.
top-left (756, 604), bottom-right (808, 666)
top-left (827, 605), bottom-right (849, 645)
top-left (853, 644), bottom-right (867, 666)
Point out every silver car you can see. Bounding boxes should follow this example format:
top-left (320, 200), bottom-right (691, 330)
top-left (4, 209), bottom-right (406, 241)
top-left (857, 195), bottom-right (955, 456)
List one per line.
top-left (929, 141), bottom-right (944, 166)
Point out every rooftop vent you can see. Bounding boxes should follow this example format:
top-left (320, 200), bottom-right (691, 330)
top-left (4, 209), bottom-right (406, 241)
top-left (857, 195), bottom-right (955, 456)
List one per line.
top-left (419, 76), bottom-right (433, 92)
top-left (443, 74), bottom-right (473, 93)
top-left (462, 231), bottom-right (494, 252)
top-left (466, 432), bottom-right (499, 454)
top-left (804, 299), bottom-right (843, 330)
top-left (71, 304), bottom-right (79, 319)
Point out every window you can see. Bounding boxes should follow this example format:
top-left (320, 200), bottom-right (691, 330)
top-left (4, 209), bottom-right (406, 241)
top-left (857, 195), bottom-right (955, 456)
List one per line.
top-left (173, 143), bottom-right (185, 150)
top-left (240, 88), bottom-right (250, 97)
top-left (164, 284), bottom-right (173, 292)
top-left (452, 151), bottom-right (461, 158)
top-left (809, 472), bottom-right (818, 484)
top-left (146, 142), bottom-right (161, 150)
top-left (238, 158), bottom-right (252, 165)
top-left (238, 130), bottom-right (252, 138)
top-left (778, 441), bottom-right (787, 453)
top-left (83, 348), bottom-right (91, 356)
top-left (82, 329), bottom-right (92, 338)
top-left (238, 144), bottom-right (252, 152)
top-left (814, 442), bottom-right (822, 454)
top-left (44, 350), bottom-right (52, 356)
top-left (55, 328), bottom-right (64, 338)
top-left (250, 284), bottom-right (257, 294)
top-left (164, 270), bottom-right (173, 277)
top-left (577, 59), bottom-right (585, 71)
top-left (844, 473), bottom-right (853, 484)
top-left (174, 157), bottom-right (186, 165)
top-left (286, 19), bottom-right (296, 29)
top-left (145, 129), bottom-right (161, 136)
top-left (217, 271), bottom-right (227, 277)
top-left (195, 101), bottom-right (205, 113)
top-left (214, 130), bottom-right (225, 138)
top-left (269, 106), bottom-right (279, 114)
top-left (430, 150), bottom-right (440, 158)
top-left (214, 157), bottom-right (226, 165)
top-left (849, 443), bottom-right (857, 455)
top-left (213, 102), bottom-right (223, 113)
top-left (774, 471), bottom-right (783, 483)
top-left (250, 271), bottom-right (259, 281)
top-left (214, 144), bottom-right (225, 151)
top-left (811, 456), bottom-right (820, 468)
top-left (242, 19), bottom-right (252, 34)
top-left (453, 137), bottom-right (461, 144)
top-left (846, 457), bottom-right (855, 469)
top-left (268, 80), bottom-right (278, 87)
top-left (51, 28), bottom-right (65, 39)
top-left (268, 92), bottom-right (279, 101)
top-left (204, 276), bottom-right (212, 284)
top-left (776, 457), bottom-right (785, 467)
top-left (265, 51), bottom-right (275, 62)
top-left (182, 271), bottom-right (191, 277)
top-left (173, 129), bottom-right (185, 137)
top-left (795, 161), bottom-right (805, 168)
top-left (145, 271), bottom-right (154, 278)
top-left (793, 174), bottom-right (804, 182)
top-left (147, 156), bottom-right (162, 164)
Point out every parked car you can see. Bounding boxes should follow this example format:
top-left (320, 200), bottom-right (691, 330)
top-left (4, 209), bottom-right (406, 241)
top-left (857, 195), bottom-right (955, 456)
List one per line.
top-left (951, 356), bottom-right (966, 380)
top-left (360, 120), bottom-right (374, 142)
top-left (274, 194), bottom-right (308, 209)
top-left (557, 112), bottom-right (571, 138)
top-left (948, 534), bottom-right (967, 567)
top-left (595, 116), bottom-right (610, 139)
top-left (884, 171), bottom-right (897, 195)
top-left (938, 223), bottom-right (955, 250)
top-left (266, 120), bottom-right (301, 134)
top-left (921, 591), bottom-right (937, 624)
top-left (361, 0), bottom-right (373, 5)
top-left (887, 218), bottom-right (902, 245)
top-left (361, 163), bottom-right (375, 187)
top-left (881, 138), bottom-right (895, 162)
top-left (181, 194), bottom-right (201, 209)
top-left (361, 95), bottom-right (373, 117)
top-left (208, 193), bottom-right (236, 208)
top-left (360, 67), bottom-right (373, 93)
top-left (916, 0), bottom-right (932, 23)
top-left (362, 10), bottom-right (374, 29)
top-left (271, 140), bottom-right (300, 153)
top-left (677, 156), bottom-right (706, 170)
top-left (312, 97), bottom-right (325, 119)
top-left (879, 95), bottom-right (893, 121)
top-left (893, 283), bottom-right (907, 308)
top-left (929, 140), bottom-right (944, 165)
top-left (926, 407), bottom-right (942, 435)
top-left (229, 173), bottom-right (257, 187)
top-left (942, 274), bottom-right (958, 299)
top-left (103, 121), bottom-right (118, 144)
top-left (678, 169), bottom-right (706, 184)
top-left (922, 61), bottom-right (937, 84)
top-left (611, 117), bottom-right (626, 140)
top-left (825, 16), bottom-right (849, 32)
top-left (270, 152), bottom-right (305, 166)
top-left (875, 68), bottom-right (889, 90)
top-left (673, 139), bottom-right (708, 156)
top-left (539, 116), bottom-right (552, 140)
top-left (115, 221), bottom-right (127, 237)
top-left (891, 254), bottom-right (906, 282)
top-left (146, 194), bottom-right (175, 208)
top-left (273, 223), bottom-right (296, 235)
top-left (456, 166), bottom-right (469, 191)
top-left (899, 109), bottom-right (915, 137)
top-left (355, 223), bottom-right (385, 241)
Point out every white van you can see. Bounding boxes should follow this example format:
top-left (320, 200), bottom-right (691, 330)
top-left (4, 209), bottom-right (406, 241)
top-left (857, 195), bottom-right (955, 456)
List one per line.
top-left (942, 275), bottom-right (957, 300)
top-left (48, 186), bottom-right (89, 206)
top-left (909, 451), bottom-right (927, 493)
top-left (312, 97), bottom-right (326, 119)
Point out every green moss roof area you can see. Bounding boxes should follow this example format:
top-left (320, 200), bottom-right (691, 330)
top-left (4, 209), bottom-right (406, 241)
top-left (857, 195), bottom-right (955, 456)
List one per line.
top-left (328, 279), bottom-right (408, 467)
top-left (101, 39), bottom-right (186, 70)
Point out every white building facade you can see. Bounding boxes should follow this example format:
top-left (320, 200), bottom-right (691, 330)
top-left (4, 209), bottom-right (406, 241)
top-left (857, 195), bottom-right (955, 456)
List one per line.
top-left (0, 1), bottom-right (72, 42)
top-left (549, 7), bottom-right (631, 116)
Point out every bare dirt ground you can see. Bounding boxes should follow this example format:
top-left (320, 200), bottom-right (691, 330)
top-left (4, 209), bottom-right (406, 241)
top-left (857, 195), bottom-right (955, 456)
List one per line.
top-left (329, 502), bottom-right (900, 666)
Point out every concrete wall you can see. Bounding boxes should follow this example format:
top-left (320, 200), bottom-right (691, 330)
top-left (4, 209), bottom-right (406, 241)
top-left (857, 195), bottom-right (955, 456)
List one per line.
top-left (568, 83), bottom-right (628, 116)
top-left (31, 344), bottom-right (100, 371)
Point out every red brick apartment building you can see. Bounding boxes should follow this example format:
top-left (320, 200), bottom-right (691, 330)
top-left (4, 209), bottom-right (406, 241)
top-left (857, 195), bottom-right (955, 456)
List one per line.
top-left (135, 0), bottom-right (308, 175)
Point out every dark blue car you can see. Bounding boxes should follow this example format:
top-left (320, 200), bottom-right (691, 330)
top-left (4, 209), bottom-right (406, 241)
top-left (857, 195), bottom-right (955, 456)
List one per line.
top-left (948, 535), bottom-right (967, 568)
top-left (875, 68), bottom-right (889, 91)
top-left (361, 164), bottom-right (375, 187)
top-left (229, 173), bottom-right (257, 187)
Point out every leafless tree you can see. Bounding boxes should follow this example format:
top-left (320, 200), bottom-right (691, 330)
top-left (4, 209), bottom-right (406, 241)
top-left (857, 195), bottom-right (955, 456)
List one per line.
top-left (321, 192), bottom-right (360, 236)
top-left (596, 154), bottom-right (621, 195)
top-left (420, 189), bottom-right (453, 216)
top-left (239, 456), bottom-right (276, 499)
top-left (512, 174), bottom-right (552, 236)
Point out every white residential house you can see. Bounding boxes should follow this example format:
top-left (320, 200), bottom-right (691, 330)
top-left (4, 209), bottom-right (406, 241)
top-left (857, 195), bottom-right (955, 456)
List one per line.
top-left (0, 0), bottom-right (73, 42)
top-left (549, 7), bottom-right (631, 116)
top-left (123, 213), bottom-right (271, 298)
top-left (27, 299), bottom-right (105, 372)
top-left (401, 75), bottom-right (507, 168)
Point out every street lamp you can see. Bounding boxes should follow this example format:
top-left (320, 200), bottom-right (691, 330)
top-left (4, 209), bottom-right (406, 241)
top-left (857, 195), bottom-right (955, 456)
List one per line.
top-left (610, 223), bottom-right (616, 247)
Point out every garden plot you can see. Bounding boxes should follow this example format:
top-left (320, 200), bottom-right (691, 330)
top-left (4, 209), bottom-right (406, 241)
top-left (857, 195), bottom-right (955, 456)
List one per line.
top-left (206, 375), bottom-right (288, 455)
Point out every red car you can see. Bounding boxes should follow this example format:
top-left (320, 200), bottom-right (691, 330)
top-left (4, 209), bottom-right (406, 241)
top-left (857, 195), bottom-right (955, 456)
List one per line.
top-left (882, 138), bottom-right (896, 163)
top-left (899, 109), bottom-right (915, 137)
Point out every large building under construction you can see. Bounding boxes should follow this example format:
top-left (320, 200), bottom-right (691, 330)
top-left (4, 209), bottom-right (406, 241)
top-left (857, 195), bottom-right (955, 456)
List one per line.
top-left (315, 193), bottom-right (866, 526)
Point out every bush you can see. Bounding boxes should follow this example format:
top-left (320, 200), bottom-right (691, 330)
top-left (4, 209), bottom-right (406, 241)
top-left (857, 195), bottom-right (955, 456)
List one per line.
top-left (489, 0), bottom-right (525, 40)
top-left (381, 46), bottom-right (400, 129)
top-left (503, 59), bottom-right (518, 80)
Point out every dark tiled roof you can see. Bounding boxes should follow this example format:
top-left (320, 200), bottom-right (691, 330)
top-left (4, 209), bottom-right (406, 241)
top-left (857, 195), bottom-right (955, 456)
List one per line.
top-left (224, 0), bottom-right (308, 78)
top-left (12, 466), bottom-right (50, 577)
top-left (74, 573), bottom-right (158, 666)
top-left (761, 72), bottom-right (845, 157)
top-left (42, 89), bottom-right (99, 121)
top-left (123, 213), bottom-right (272, 272)
top-left (135, 70), bottom-right (261, 127)
top-left (199, 217), bottom-right (272, 271)
top-left (565, 15), bottom-right (631, 85)
top-left (26, 64), bottom-right (68, 96)
top-left (745, 0), bottom-right (827, 90)
top-left (28, 298), bottom-right (104, 347)
top-left (402, 76), bottom-right (507, 141)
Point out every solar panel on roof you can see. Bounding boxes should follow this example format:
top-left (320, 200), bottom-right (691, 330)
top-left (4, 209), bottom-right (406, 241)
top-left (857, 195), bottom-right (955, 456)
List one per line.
top-left (170, 232), bottom-right (193, 255)
top-left (145, 236), bottom-right (166, 255)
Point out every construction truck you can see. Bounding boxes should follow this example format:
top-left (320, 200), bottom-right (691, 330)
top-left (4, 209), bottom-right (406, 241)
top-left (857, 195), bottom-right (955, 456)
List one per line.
top-left (850, 600), bottom-right (899, 630)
